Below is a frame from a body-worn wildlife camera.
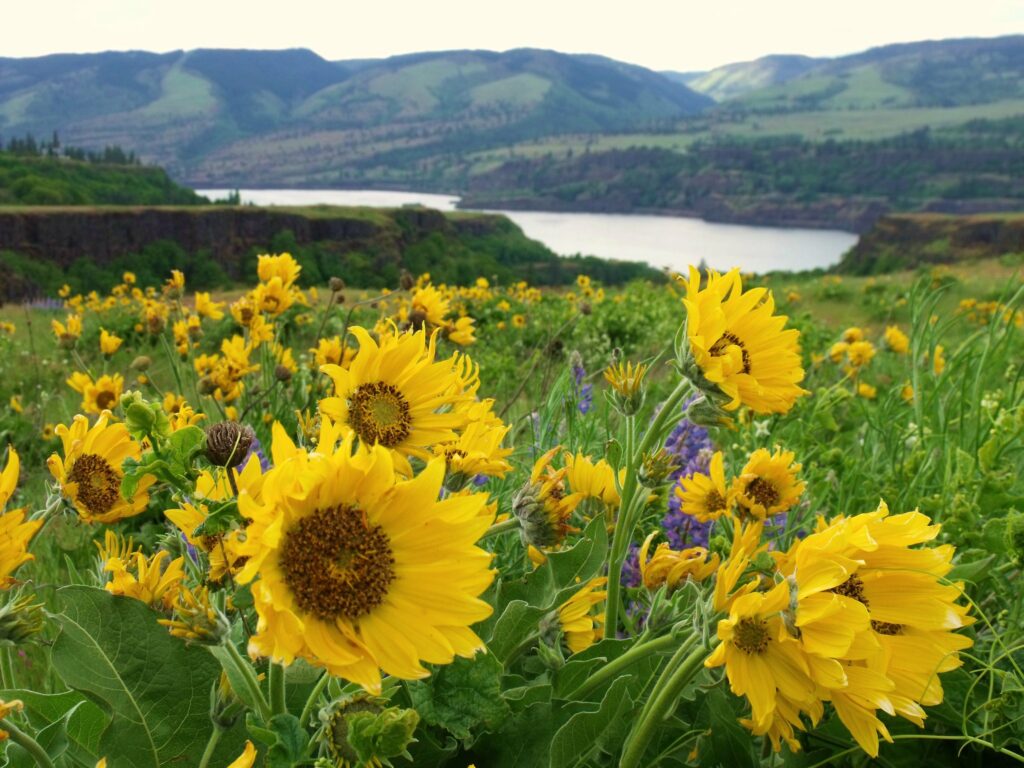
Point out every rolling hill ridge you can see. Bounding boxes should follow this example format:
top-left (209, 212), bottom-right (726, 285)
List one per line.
top-left (0, 48), bottom-right (712, 185)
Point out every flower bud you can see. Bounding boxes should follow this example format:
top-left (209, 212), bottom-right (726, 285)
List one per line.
top-left (205, 422), bottom-right (255, 468)
top-left (638, 448), bottom-right (680, 488)
top-left (130, 355), bottom-right (152, 371)
top-left (399, 269), bottom-right (415, 291)
top-left (328, 276), bottom-right (346, 293)
top-left (320, 694), bottom-right (419, 767)
top-left (274, 365), bottom-right (293, 383)
top-left (0, 594), bottom-right (45, 646)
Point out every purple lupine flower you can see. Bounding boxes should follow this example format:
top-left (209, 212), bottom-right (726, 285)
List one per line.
top-left (621, 542), bottom-right (643, 588)
top-left (472, 474), bottom-right (489, 487)
top-left (572, 362), bottom-right (593, 414)
top-left (245, 435), bottom-right (271, 472)
top-left (621, 396), bottom-right (715, 590)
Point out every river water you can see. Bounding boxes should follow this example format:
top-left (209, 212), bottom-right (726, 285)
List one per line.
top-left (197, 188), bottom-right (857, 274)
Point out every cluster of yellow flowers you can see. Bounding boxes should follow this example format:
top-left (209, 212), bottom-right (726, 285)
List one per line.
top-left (708, 502), bottom-right (972, 756)
top-left (41, 285), bottom-right (520, 691)
top-left (958, 298), bottom-right (1024, 328)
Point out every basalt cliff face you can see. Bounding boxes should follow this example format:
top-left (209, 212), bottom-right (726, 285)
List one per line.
top-left (836, 213), bottom-right (1024, 274)
top-left (0, 206), bottom-right (487, 275)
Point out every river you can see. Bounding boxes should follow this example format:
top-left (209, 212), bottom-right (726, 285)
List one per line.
top-left (197, 188), bottom-right (858, 274)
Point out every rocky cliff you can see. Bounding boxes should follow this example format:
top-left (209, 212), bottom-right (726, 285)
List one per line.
top-left (836, 213), bottom-right (1024, 274)
top-left (0, 205), bottom-right (501, 277)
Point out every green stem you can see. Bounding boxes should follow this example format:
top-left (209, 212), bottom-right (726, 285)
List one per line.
top-left (3, 720), bottom-right (56, 768)
top-left (481, 518), bottom-right (520, 539)
top-left (299, 671), bottom-right (332, 728)
top-left (0, 647), bottom-right (15, 689)
top-left (604, 414), bottom-right (636, 634)
top-left (635, 377), bottom-right (694, 460)
top-left (197, 726), bottom-right (224, 768)
top-left (567, 633), bottom-right (678, 700)
top-left (221, 640), bottom-right (272, 721)
top-left (269, 661), bottom-right (287, 716)
top-left (620, 641), bottom-right (710, 768)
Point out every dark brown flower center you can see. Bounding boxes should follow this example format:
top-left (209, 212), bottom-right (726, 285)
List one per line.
top-left (348, 382), bottom-right (412, 448)
top-left (704, 489), bottom-right (726, 514)
top-left (280, 504), bottom-right (395, 621)
top-left (67, 453), bottom-right (121, 515)
top-left (733, 616), bottom-right (771, 654)
top-left (871, 620), bottom-right (904, 636)
top-left (95, 389), bottom-right (118, 411)
top-left (831, 575), bottom-right (868, 605)
top-left (709, 331), bottom-right (751, 374)
top-left (745, 477), bottom-right (780, 510)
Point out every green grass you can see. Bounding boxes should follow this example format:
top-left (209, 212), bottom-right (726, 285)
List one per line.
top-left (469, 73), bottom-right (551, 108)
top-left (136, 61), bottom-right (219, 119)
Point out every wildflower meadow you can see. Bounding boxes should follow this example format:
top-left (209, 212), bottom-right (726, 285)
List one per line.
top-left (0, 256), bottom-right (1022, 767)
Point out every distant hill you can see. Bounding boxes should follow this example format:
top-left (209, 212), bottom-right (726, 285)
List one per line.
top-left (0, 48), bottom-right (712, 186)
top-left (725, 36), bottom-right (1024, 111)
top-left (664, 55), bottom-right (820, 102)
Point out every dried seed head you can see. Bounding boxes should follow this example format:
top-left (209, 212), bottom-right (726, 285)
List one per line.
top-left (205, 421), bottom-right (255, 468)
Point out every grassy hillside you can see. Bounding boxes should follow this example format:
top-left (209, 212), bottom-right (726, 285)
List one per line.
top-left (0, 48), bottom-right (711, 185)
top-left (666, 55), bottom-right (819, 102)
top-left (681, 36), bottom-right (1024, 108)
top-left (0, 152), bottom-right (207, 205)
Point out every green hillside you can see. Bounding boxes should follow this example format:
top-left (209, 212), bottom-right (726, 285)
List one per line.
top-left (0, 152), bottom-right (207, 205)
top-left (665, 55), bottom-right (819, 102)
top-left (724, 36), bottom-right (1024, 112)
top-left (0, 48), bottom-right (712, 186)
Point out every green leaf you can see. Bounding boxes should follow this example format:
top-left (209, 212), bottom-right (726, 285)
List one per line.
top-left (167, 425), bottom-right (206, 462)
top-left (547, 514), bottom-right (608, 593)
top-left (949, 552), bottom-right (996, 583)
top-left (548, 674), bottom-right (635, 768)
top-left (264, 714), bottom-right (309, 768)
top-left (487, 600), bottom-right (547, 663)
top-left (698, 686), bottom-right (757, 768)
top-left (50, 586), bottom-right (225, 767)
top-left (0, 689), bottom-right (108, 758)
top-left (406, 651), bottom-right (509, 741)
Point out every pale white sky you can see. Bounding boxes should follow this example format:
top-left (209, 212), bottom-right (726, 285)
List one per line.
top-left (3, 0), bottom-right (1022, 72)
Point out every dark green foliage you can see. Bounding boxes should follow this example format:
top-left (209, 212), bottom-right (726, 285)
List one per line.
top-left (0, 153), bottom-right (206, 206)
top-left (464, 122), bottom-right (1024, 230)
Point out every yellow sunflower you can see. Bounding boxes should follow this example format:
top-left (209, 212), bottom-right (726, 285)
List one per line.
top-left (883, 326), bottom-right (909, 354)
top-left (99, 329), bottom-right (123, 357)
top-left (409, 284), bottom-right (450, 328)
top-left (445, 315), bottom-right (476, 346)
top-left (311, 336), bottom-right (355, 368)
top-left (846, 341), bottom-right (876, 369)
top-left (676, 450), bottom-right (732, 522)
top-left (83, 374), bottom-right (124, 415)
top-left (777, 501), bottom-right (974, 756)
top-left (195, 291), bottom-right (226, 320)
top-left (99, 532), bottom-right (186, 611)
top-left (638, 532), bottom-right (719, 591)
top-left (319, 327), bottom-right (472, 476)
top-left (47, 412), bottom-right (154, 524)
top-left (828, 341), bottom-right (849, 363)
top-left (1, 447), bottom-right (42, 588)
top-left (555, 577), bottom-right (607, 654)
top-left (512, 447), bottom-right (583, 550)
top-left (431, 420), bottom-right (512, 482)
top-left (705, 581), bottom-right (819, 730)
top-left (678, 266), bottom-right (808, 414)
top-left (731, 448), bottom-right (804, 520)
top-left (564, 451), bottom-right (621, 509)
top-left (235, 434), bottom-right (495, 693)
